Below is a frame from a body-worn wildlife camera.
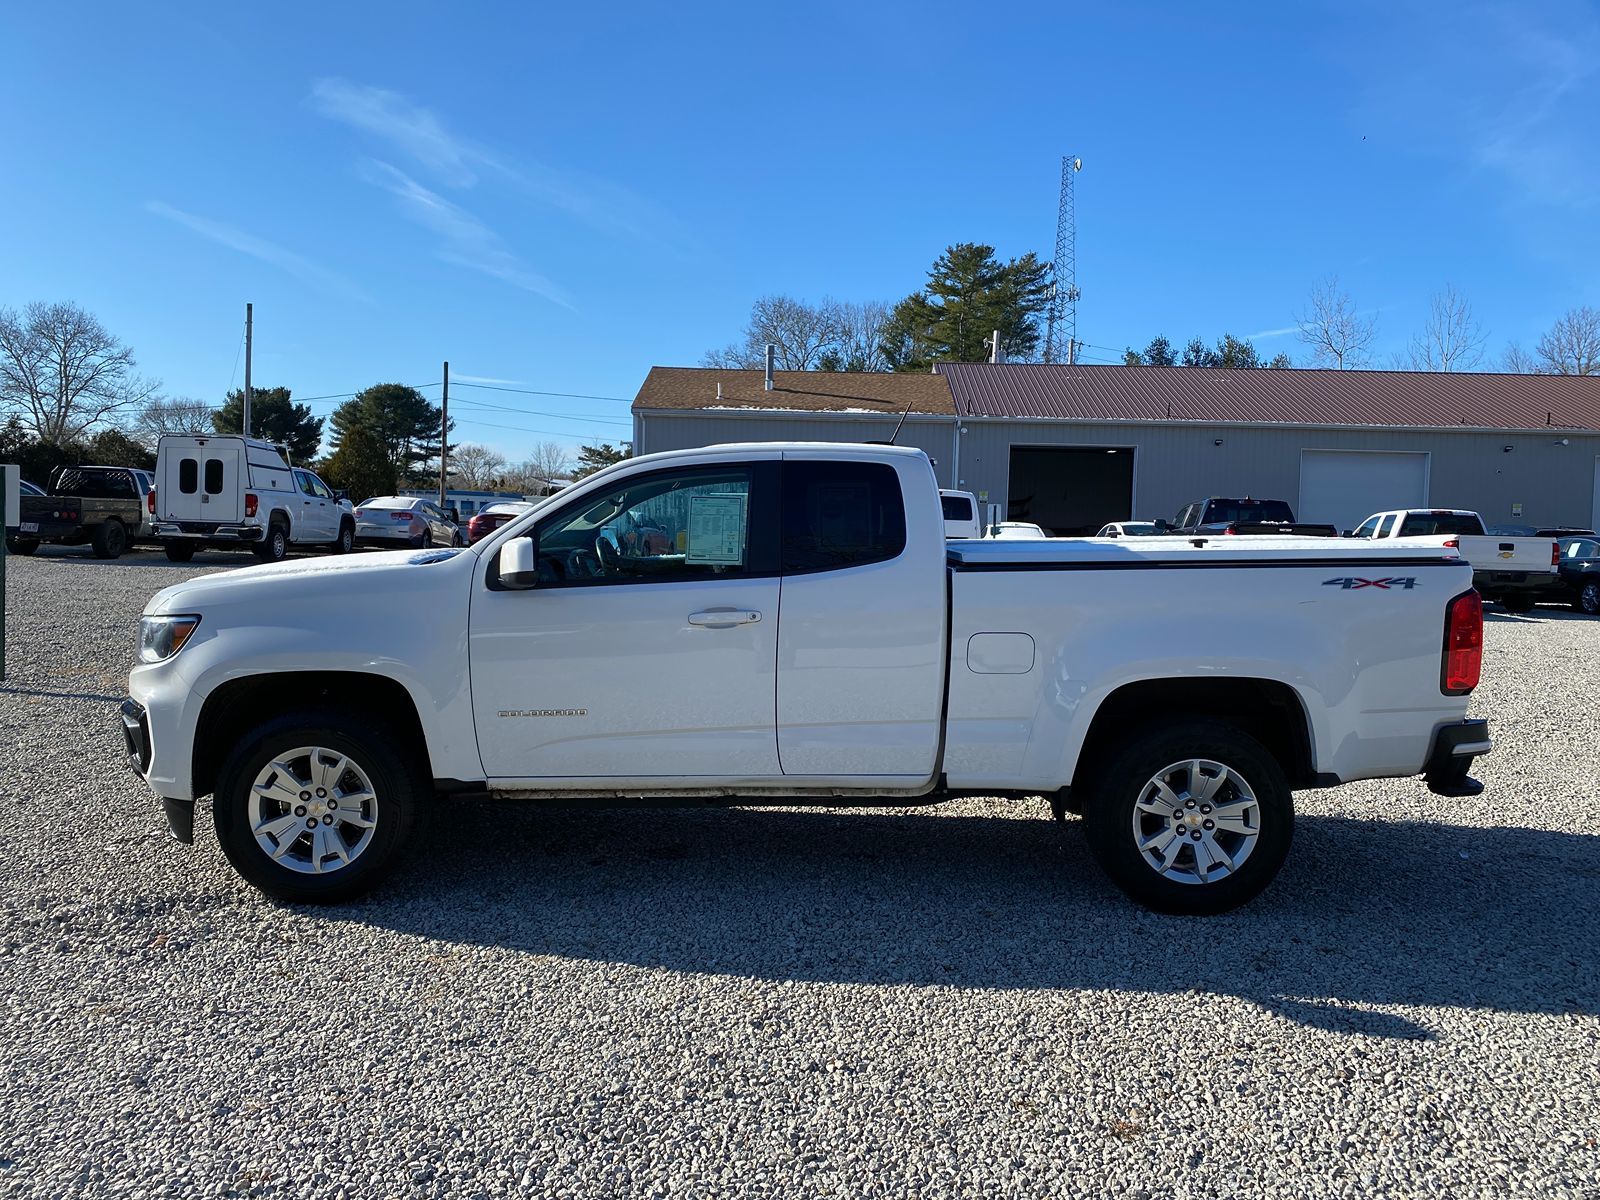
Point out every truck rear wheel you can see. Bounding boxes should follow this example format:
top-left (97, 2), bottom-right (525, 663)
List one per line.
top-left (1083, 720), bottom-right (1292, 915)
top-left (1500, 595), bottom-right (1535, 614)
top-left (164, 542), bottom-right (197, 563)
top-left (91, 519), bottom-right (128, 559)
top-left (212, 711), bottom-right (425, 903)
top-left (5, 536), bottom-right (39, 556)
top-left (252, 522), bottom-right (289, 563)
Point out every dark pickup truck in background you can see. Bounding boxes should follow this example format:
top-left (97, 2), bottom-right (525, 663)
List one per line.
top-left (1167, 497), bottom-right (1339, 538)
top-left (8, 466), bottom-right (146, 558)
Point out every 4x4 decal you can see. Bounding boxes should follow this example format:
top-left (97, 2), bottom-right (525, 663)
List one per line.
top-left (1323, 577), bottom-right (1418, 590)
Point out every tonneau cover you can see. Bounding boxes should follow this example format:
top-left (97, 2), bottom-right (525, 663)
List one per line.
top-left (946, 536), bottom-right (1463, 568)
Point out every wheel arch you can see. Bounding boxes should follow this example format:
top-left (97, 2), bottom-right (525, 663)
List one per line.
top-left (192, 671), bottom-right (432, 800)
top-left (1073, 677), bottom-right (1318, 791)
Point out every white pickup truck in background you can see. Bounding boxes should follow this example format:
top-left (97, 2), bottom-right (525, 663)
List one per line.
top-left (124, 443), bottom-right (1490, 915)
top-left (150, 434), bottom-right (356, 563)
top-left (1350, 508), bottom-right (1556, 613)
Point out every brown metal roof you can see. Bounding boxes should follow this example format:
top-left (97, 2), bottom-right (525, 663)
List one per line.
top-left (633, 366), bottom-right (954, 415)
top-left (937, 362), bottom-right (1600, 430)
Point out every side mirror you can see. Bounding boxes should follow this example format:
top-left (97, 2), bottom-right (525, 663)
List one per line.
top-left (1342, 529), bottom-right (1354, 538)
top-left (499, 536), bottom-right (540, 589)
top-left (446, 507), bottom-right (460, 524)
top-left (334, 489), bottom-right (349, 502)
top-left (1153, 519), bottom-right (1171, 531)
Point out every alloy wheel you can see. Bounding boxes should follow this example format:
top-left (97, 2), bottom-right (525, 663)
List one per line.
top-left (1130, 758), bottom-right (1261, 886)
top-left (248, 746), bottom-right (379, 875)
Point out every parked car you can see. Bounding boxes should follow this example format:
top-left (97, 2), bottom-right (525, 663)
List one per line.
top-left (989, 521), bottom-right (1048, 539)
top-left (1522, 536), bottom-right (1600, 614)
top-left (1489, 525), bottom-right (1596, 538)
top-left (939, 489), bottom-right (983, 539)
top-left (354, 496), bottom-right (463, 549)
top-left (1351, 508), bottom-right (1557, 613)
top-left (467, 501), bottom-right (533, 545)
top-left (126, 442), bottom-right (1488, 915)
top-left (9, 465), bottom-right (146, 557)
top-left (150, 435), bottom-right (355, 562)
top-left (1171, 497), bottom-right (1338, 537)
top-left (20, 478), bottom-right (44, 496)
top-left (1095, 521), bottom-right (1167, 538)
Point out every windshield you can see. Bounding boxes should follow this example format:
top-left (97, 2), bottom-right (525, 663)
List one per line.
top-left (1399, 513), bottom-right (1483, 536)
top-left (1205, 499), bottom-right (1294, 524)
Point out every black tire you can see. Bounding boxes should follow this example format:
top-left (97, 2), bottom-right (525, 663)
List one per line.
top-left (212, 710), bottom-right (426, 903)
top-left (91, 519), bottom-right (128, 559)
top-left (1500, 595), bottom-right (1535, 614)
top-left (1083, 720), bottom-right (1293, 915)
top-left (252, 522), bottom-right (289, 563)
top-left (1576, 581), bottom-right (1600, 616)
top-left (164, 542), bottom-right (197, 563)
top-left (5, 536), bottom-right (39, 556)
top-left (330, 519), bottom-right (355, 555)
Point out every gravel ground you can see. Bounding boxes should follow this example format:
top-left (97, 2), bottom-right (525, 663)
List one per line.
top-left (0, 544), bottom-right (1597, 1199)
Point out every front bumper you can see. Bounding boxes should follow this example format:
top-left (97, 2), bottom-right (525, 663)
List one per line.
top-left (120, 698), bottom-right (195, 843)
top-left (1422, 718), bottom-right (1491, 797)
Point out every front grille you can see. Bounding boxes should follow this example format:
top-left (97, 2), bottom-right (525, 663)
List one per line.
top-left (119, 699), bottom-right (151, 775)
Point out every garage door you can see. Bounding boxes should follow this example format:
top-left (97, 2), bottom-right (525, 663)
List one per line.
top-left (1298, 450), bottom-right (1428, 534)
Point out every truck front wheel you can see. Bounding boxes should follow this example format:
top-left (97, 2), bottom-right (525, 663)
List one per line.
top-left (212, 712), bottom-right (425, 903)
top-left (1083, 720), bottom-right (1292, 915)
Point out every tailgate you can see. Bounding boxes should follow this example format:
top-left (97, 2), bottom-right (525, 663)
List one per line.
top-left (158, 439), bottom-right (245, 523)
top-left (1459, 535), bottom-right (1556, 574)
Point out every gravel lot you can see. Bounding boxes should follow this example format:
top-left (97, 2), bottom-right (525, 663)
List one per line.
top-left (0, 544), bottom-right (1596, 1199)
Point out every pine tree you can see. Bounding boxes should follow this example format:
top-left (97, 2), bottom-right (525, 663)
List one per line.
top-left (214, 387), bottom-right (324, 462)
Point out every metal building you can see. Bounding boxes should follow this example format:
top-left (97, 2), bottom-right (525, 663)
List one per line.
top-left (633, 363), bottom-right (1600, 535)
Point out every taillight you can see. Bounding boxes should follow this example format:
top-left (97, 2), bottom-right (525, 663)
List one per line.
top-left (147, 488), bottom-right (156, 515)
top-left (1222, 527), bottom-right (1237, 535)
top-left (244, 492), bottom-right (259, 518)
top-left (354, 509), bottom-right (365, 518)
top-left (1442, 538), bottom-right (1459, 549)
top-left (1552, 542), bottom-right (1561, 567)
top-left (1442, 590), bottom-right (1483, 695)
top-left (393, 511), bottom-right (414, 522)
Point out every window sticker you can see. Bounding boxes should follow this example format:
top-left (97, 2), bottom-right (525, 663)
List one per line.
top-left (686, 493), bottom-right (747, 565)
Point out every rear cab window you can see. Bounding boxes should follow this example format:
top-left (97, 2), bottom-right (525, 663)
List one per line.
top-left (941, 495), bottom-right (974, 521)
top-left (1398, 513), bottom-right (1483, 537)
top-left (782, 461), bottom-right (906, 573)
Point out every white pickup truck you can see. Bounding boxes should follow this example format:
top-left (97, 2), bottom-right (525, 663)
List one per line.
top-left (1349, 508), bottom-right (1557, 613)
top-left (123, 443), bottom-right (1490, 914)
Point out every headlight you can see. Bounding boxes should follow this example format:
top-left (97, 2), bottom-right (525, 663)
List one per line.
top-left (139, 615), bottom-right (201, 664)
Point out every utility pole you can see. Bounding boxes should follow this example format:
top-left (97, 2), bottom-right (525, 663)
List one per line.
top-left (438, 361), bottom-right (449, 507)
top-left (243, 302), bottom-right (254, 438)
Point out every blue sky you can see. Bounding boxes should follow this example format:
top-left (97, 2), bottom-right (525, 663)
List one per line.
top-left (4, 1), bottom-right (1597, 460)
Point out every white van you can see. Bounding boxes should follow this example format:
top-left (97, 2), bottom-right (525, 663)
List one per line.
top-left (939, 489), bottom-right (983, 539)
top-left (151, 435), bottom-right (354, 562)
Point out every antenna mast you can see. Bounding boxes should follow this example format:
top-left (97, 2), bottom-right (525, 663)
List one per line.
top-left (1043, 155), bottom-right (1082, 365)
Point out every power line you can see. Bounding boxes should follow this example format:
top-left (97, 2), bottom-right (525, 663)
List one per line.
top-left (450, 415), bottom-right (626, 440)
top-left (451, 381), bottom-right (634, 404)
top-left (447, 394), bottom-right (631, 427)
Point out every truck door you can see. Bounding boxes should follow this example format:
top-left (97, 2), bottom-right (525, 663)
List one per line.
top-left (470, 458), bottom-right (783, 781)
top-left (775, 454), bottom-right (947, 781)
top-left (158, 438), bottom-right (244, 523)
top-left (292, 470), bottom-right (336, 542)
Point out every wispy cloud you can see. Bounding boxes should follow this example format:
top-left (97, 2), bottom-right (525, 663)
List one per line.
top-left (358, 161), bottom-right (572, 307)
top-left (1244, 324), bottom-right (1300, 341)
top-left (311, 78), bottom-right (493, 187)
top-left (452, 374), bottom-right (527, 385)
top-left (145, 202), bottom-right (367, 300)
top-left (310, 77), bottom-right (679, 241)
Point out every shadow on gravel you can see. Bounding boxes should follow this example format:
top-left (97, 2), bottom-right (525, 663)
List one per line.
top-left (335, 804), bottom-right (1600, 1040)
top-left (0, 684), bottom-right (124, 703)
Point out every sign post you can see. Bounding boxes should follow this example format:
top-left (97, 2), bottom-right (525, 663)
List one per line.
top-left (0, 463), bottom-right (17, 682)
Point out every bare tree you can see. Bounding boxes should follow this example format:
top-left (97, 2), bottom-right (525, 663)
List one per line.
top-left (448, 442), bottom-right (507, 489)
top-left (702, 295), bottom-right (843, 370)
top-left (1500, 341), bottom-right (1542, 374)
top-left (131, 396), bottom-right (216, 448)
top-left (506, 441), bottom-right (571, 495)
top-left (0, 301), bottom-right (160, 442)
top-left (1535, 305), bottom-right (1600, 375)
top-left (1407, 284), bottom-right (1487, 372)
top-left (1295, 277), bottom-right (1378, 369)
top-left (831, 300), bottom-right (893, 371)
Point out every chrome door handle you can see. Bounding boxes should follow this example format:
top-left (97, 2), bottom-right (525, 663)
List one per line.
top-left (688, 609), bottom-right (761, 627)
